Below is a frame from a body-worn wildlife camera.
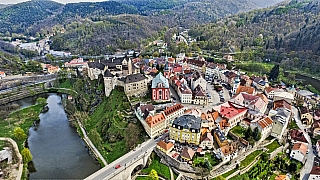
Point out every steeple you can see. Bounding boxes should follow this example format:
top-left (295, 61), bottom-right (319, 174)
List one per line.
top-left (164, 54), bottom-right (169, 71)
top-left (128, 58), bottom-right (132, 75)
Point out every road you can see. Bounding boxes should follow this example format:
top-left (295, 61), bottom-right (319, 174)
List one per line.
top-left (0, 78), bottom-right (56, 94)
top-left (292, 107), bottom-right (315, 180)
top-left (85, 139), bottom-right (157, 180)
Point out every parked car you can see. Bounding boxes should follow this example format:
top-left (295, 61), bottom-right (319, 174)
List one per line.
top-left (115, 164), bottom-right (121, 169)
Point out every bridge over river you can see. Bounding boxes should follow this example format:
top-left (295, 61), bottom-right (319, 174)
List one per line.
top-left (85, 139), bottom-right (157, 180)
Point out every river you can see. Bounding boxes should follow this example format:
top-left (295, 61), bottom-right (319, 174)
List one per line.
top-left (20, 93), bottom-right (100, 179)
top-left (295, 73), bottom-right (320, 92)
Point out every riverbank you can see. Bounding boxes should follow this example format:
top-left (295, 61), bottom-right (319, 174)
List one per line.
top-left (0, 103), bottom-right (43, 179)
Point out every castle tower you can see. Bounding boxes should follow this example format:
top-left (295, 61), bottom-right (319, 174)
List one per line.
top-left (128, 58), bottom-right (132, 75)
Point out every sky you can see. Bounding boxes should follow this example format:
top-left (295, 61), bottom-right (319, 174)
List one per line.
top-left (1, 0), bottom-right (109, 4)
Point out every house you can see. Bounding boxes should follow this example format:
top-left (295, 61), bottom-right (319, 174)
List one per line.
top-left (290, 143), bottom-right (307, 163)
top-left (290, 129), bottom-right (308, 145)
top-left (170, 115), bottom-right (202, 145)
top-left (216, 142), bottom-right (238, 163)
top-left (184, 108), bottom-right (202, 118)
top-left (203, 110), bottom-right (230, 132)
top-left (312, 120), bottom-right (320, 137)
top-left (250, 116), bottom-right (273, 141)
top-left (270, 108), bottom-right (291, 139)
top-left (213, 127), bottom-right (228, 147)
top-left (191, 71), bottom-right (206, 91)
top-left (264, 87), bottom-right (284, 99)
top-left (163, 104), bottom-right (184, 126)
top-left (275, 175), bottom-right (290, 180)
top-left (229, 92), bottom-right (267, 114)
top-left (199, 130), bottom-right (214, 149)
top-left (273, 91), bottom-right (294, 104)
top-left (315, 140), bottom-right (320, 158)
top-left (236, 85), bottom-right (256, 95)
top-left (156, 140), bottom-right (174, 154)
top-left (145, 113), bottom-right (167, 138)
top-left (213, 102), bottom-right (247, 133)
top-left (87, 61), bottom-right (105, 80)
top-left (121, 74), bottom-right (149, 97)
top-left (151, 72), bottom-right (170, 102)
top-left (308, 165), bottom-right (320, 180)
top-left (252, 76), bottom-right (269, 91)
top-left (192, 84), bottom-right (208, 105)
top-left (295, 90), bottom-right (314, 101)
top-left (180, 147), bottom-right (196, 162)
top-left (0, 71), bottom-right (6, 79)
top-left (273, 100), bottom-right (292, 111)
top-left (300, 107), bottom-right (313, 125)
top-left (0, 147), bottom-right (12, 163)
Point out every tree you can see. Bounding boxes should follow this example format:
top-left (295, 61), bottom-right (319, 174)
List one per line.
top-left (288, 162), bottom-right (297, 172)
top-left (36, 97), bottom-right (47, 105)
top-left (21, 148), bottom-right (33, 163)
top-left (245, 127), bottom-right (253, 139)
top-left (124, 123), bottom-right (140, 149)
top-left (269, 64), bottom-right (280, 81)
top-left (14, 127), bottom-right (27, 141)
top-left (152, 51), bottom-right (160, 57)
top-left (88, 128), bottom-right (102, 148)
top-left (253, 127), bottom-right (261, 141)
top-left (148, 169), bottom-right (159, 180)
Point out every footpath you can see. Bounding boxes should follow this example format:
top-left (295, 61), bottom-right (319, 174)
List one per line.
top-left (0, 137), bottom-right (23, 180)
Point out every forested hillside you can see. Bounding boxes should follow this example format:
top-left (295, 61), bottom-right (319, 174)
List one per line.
top-left (0, 0), bottom-right (63, 35)
top-left (187, 0), bottom-right (320, 74)
top-left (50, 15), bottom-right (165, 55)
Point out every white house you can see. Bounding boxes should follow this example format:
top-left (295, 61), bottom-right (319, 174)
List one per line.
top-left (290, 143), bottom-right (307, 163)
top-left (273, 91), bottom-right (294, 104)
top-left (250, 116), bottom-right (273, 141)
top-left (308, 165), bottom-right (320, 180)
top-left (199, 132), bottom-right (214, 149)
top-left (216, 143), bottom-right (238, 163)
top-left (270, 108), bottom-right (291, 140)
top-left (0, 71), bottom-right (6, 79)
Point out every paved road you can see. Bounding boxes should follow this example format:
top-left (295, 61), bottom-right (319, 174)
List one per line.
top-left (85, 139), bottom-right (157, 180)
top-left (0, 78), bottom-right (56, 94)
top-left (292, 107), bottom-right (315, 180)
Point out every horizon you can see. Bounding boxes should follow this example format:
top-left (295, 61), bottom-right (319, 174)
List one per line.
top-left (0, 0), bottom-right (110, 5)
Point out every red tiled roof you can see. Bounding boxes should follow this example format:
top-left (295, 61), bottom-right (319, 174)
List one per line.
top-left (157, 140), bottom-right (174, 151)
top-left (219, 102), bottom-right (247, 119)
top-left (292, 143), bottom-right (308, 155)
top-left (145, 113), bottom-right (166, 127)
top-left (273, 100), bottom-right (291, 110)
top-left (290, 129), bottom-right (308, 143)
top-left (265, 86), bottom-right (274, 93)
top-left (310, 165), bottom-right (320, 175)
top-left (236, 85), bottom-right (255, 95)
top-left (257, 116), bottom-right (273, 129)
top-left (164, 104), bottom-right (184, 116)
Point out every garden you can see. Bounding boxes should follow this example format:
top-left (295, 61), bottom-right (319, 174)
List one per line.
top-left (266, 140), bottom-right (281, 153)
top-left (230, 152), bottom-right (302, 180)
top-left (140, 152), bottom-right (171, 179)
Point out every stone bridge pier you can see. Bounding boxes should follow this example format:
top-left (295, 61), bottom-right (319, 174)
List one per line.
top-left (85, 139), bottom-right (156, 180)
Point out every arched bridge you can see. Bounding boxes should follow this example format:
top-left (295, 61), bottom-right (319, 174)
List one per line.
top-left (85, 139), bottom-right (156, 180)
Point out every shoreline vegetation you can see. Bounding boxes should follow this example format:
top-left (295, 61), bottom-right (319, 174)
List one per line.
top-left (0, 102), bottom-right (44, 179)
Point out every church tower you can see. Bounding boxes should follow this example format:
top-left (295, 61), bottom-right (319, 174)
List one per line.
top-left (128, 58), bottom-right (132, 75)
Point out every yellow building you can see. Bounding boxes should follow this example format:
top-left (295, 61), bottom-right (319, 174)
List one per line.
top-left (156, 140), bottom-right (174, 154)
top-left (169, 115), bottom-right (201, 145)
top-left (213, 127), bottom-right (228, 147)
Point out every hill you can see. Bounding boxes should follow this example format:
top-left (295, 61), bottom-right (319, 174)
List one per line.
top-left (187, 0), bottom-right (320, 75)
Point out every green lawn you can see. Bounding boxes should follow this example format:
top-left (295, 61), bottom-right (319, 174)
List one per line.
top-left (240, 150), bottom-right (262, 169)
top-left (266, 141), bottom-right (281, 153)
top-left (222, 169), bottom-right (238, 178)
top-left (141, 153), bottom-right (171, 179)
top-left (230, 126), bottom-right (246, 137)
top-left (136, 176), bottom-right (152, 180)
top-left (0, 104), bottom-right (43, 150)
top-left (59, 80), bottom-right (73, 89)
top-left (289, 120), bottom-right (299, 129)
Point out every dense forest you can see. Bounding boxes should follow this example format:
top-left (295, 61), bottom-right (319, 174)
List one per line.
top-left (186, 0), bottom-right (320, 75)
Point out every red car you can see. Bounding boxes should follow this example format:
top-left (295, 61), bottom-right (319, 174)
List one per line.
top-left (115, 164), bottom-right (121, 169)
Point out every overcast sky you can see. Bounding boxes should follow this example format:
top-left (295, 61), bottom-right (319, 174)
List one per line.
top-left (1, 0), bottom-right (109, 4)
